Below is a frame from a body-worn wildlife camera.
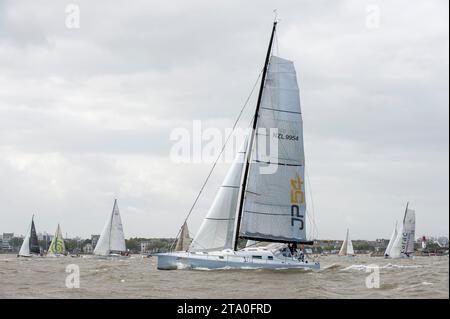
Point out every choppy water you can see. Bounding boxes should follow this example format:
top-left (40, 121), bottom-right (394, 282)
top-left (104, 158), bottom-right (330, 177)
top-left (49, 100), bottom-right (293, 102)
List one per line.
top-left (0, 254), bottom-right (448, 299)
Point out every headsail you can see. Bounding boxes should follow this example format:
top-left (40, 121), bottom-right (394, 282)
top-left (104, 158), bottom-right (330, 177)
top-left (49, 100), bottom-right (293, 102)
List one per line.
top-left (175, 222), bottom-right (192, 251)
top-left (47, 224), bottom-right (66, 255)
top-left (94, 199), bottom-right (126, 256)
top-left (190, 139), bottom-right (247, 251)
top-left (384, 221), bottom-right (398, 257)
top-left (19, 224), bottom-right (31, 257)
top-left (239, 56), bottom-right (308, 244)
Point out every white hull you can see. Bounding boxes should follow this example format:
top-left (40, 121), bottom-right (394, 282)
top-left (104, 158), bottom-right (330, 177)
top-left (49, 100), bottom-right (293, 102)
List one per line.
top-left (155, 248), bottom-right (320, 270)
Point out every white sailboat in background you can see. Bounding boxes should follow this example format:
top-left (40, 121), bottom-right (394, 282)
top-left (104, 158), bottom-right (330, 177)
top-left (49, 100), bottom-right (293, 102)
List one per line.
top-left (47, 224), bottom-right (66, 257)
top-left (94, 199), bottom-right (128, 258)
top-left (18, 215), bottom-right (41, 257)
top-left (157, 21), bottom-right (320, 270)
top-left (384, 221), bottom-right (398, 257)
top-left (174, 222), bottom-right (192, 252)
top-left (386, 203), bottom-right (415, 259)
top-left (338, 229), bottom-right (355, 256)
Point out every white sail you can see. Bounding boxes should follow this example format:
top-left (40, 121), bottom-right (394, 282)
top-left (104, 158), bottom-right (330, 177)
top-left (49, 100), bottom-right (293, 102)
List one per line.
top-left (346, 235), bottom-right (354, 255)
top-left (384, 221), bottom-right (398, 257)
top-left (240, 55), bottom-right (307, 243)
top-left (175, 222), bottom-right (192, 252)
top-left (389, 205), bottom-right (415, 258)
top-left (18, 223), bottom-right (31, 256)
top-left (94, 199), bottom-right (126, 256)
top-left (339, 229), bottom-right (354, 256)
top-left (190, 139), bottom-right (247, 251)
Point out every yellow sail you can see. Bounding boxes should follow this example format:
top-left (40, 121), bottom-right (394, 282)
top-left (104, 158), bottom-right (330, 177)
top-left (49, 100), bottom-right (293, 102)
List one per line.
top-left (47, 224), bottom-right (66, 255)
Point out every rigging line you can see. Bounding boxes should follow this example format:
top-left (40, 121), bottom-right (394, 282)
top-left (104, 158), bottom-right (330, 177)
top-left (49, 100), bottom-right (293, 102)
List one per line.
top-left (169, 69), bottom-right (264, 251)
top-left (305, 166), bottom-right (318, 240)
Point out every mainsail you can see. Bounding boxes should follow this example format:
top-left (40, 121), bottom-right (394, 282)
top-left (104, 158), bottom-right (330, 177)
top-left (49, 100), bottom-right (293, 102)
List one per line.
top-left (339, 229), bottom-right (355, 256)
top-left (384, 221), bottom-right (398, 257)
top-left (94, 199), bottom-right (126, 256)
top-left (19, 216), bottom-right (40, 256)
top-left (175, 222), bottom-right (192, 251)
top-left (239, 55), bottom-right (308, 243)
top-left (390, 204), bottom-right (415, 258)
top-left (47, 224), bottom-right (66, 255)
top-left (190, 139), bottom-right (247, 251)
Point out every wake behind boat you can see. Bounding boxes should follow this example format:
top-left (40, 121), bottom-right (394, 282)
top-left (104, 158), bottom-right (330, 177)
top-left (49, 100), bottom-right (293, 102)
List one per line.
top-left (157, 21), bottom-right (320, 271)
top-left (94, 199), bottom-right (129, 259)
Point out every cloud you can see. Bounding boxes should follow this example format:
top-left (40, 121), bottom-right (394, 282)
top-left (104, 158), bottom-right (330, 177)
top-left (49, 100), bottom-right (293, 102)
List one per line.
top-left (0, 0), bottom-right (448, 239)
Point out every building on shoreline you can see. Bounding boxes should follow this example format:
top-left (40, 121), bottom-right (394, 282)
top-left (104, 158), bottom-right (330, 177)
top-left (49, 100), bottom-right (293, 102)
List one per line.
top-left (1, 233), bottom-right (14, 251)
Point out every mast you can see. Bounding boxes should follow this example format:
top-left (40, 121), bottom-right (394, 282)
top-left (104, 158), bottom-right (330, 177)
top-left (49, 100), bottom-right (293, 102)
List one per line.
top-left (403, 202), bottom-right (409, 224)
top-left (108, 199), bottom-right (117, 252)
top-left (233, 21), bottom-right (277, 251)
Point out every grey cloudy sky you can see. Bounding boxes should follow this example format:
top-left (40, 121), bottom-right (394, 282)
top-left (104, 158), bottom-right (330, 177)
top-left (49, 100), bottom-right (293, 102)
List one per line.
top-left (0, 0), bottom-right (448, 240)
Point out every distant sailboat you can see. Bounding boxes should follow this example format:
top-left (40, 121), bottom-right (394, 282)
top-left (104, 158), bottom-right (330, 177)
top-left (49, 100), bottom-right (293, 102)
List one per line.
top-left (338, 229), bottom-right (355, 256)
top-left (47, 224), bottom-right (66, 256)
top-left (384, 221), bottom-right (398, 257)
top-left (157, 21), bottom-right (320, 270)
top-left (94, 199), bottom-right (128, 258)
top-left (174, 222), bottom-right (192, 252)
top-left (386, 203), bottom-right (415, 259)
top-left (18, 215), bottom-right (41, 257)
